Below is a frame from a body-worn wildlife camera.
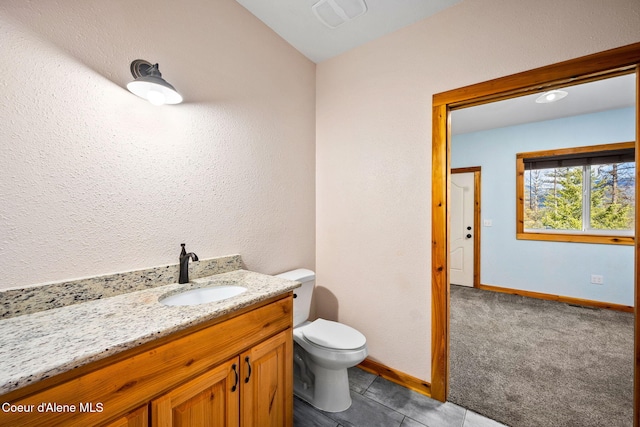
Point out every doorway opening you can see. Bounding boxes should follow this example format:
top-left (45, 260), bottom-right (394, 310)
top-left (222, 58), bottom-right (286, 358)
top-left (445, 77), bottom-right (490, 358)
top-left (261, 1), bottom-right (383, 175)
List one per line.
top-left (430, 42), bottom-right (640, 424)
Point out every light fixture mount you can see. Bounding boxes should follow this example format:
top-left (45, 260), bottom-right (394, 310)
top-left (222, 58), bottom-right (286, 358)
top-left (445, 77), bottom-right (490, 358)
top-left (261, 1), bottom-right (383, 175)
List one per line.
top-left (127, 59), bottom-right (183, 105)
top-left (130, 59), bottom-right (158, 79)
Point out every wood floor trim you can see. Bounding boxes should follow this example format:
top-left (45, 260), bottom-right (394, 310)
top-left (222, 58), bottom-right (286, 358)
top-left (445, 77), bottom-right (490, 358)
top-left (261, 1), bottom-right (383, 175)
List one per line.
top-left (358, 358), bottom-right (431, 397)
top-left (477, 283), bottom-right (634, 313)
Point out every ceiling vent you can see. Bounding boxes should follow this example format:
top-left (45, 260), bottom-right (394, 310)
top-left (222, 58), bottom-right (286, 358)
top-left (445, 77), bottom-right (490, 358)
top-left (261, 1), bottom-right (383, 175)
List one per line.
top-left (312, 0), bottom-right (367, 29)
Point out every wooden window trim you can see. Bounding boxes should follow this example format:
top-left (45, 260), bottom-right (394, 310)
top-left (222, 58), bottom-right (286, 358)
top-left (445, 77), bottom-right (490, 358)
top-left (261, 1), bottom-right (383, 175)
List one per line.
top-left (516, 141), bottom-right (635, 245)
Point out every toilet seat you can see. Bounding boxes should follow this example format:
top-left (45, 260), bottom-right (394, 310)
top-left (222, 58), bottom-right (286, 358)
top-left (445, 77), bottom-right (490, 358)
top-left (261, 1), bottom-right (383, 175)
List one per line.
top-left (302, 319), bottom-right (366, 350)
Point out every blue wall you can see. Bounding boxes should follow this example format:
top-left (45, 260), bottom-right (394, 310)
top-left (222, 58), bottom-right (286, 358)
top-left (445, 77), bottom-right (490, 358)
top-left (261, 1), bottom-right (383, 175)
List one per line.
top-left (451, 107), bottom-right (635, 306)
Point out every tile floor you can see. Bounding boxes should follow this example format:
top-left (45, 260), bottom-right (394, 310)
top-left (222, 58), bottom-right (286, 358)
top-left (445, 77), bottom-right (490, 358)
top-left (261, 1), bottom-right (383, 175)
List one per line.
top-left (294, 367), bottom-right (508, 427)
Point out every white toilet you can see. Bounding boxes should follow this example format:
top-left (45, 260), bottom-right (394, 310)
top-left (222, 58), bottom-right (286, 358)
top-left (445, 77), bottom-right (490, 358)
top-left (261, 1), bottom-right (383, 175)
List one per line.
top-left (276, 269), bottom-right (368, 412)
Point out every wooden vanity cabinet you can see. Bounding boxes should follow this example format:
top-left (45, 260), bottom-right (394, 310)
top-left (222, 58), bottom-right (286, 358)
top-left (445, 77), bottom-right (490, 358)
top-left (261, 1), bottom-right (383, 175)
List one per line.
top-left (101, 406), bottom-right (149, 427)
top-left (151, 330), bottom-right (290, 427)
top-left (151, 358), bottom-right (239, 427)
top-left (0, 294), bottom-right (293, 427)
top-left (239, 329), bottom-right (290, 427)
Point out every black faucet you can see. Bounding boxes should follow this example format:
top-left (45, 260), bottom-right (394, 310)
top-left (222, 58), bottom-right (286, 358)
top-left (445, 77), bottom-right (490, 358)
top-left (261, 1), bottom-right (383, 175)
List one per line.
top-left (179, 243), bottom-right (199, 284)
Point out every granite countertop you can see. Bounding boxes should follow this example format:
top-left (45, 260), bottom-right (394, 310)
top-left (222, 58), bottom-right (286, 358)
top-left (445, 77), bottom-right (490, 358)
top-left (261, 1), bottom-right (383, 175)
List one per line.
top-left (0, 269), bottom-right (299, 396)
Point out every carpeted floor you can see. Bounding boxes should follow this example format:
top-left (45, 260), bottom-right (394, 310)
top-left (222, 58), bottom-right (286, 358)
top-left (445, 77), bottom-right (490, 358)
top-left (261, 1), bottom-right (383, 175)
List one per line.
top-left (449, 285), bottom-right (633, 427)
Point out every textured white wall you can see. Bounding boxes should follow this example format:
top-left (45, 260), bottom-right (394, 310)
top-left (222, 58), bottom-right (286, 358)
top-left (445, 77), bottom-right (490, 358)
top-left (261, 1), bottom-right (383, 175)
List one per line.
top-left (316, 0), bottom-right (640, 382)
top-left (0, 0), bottom-right (316, 289)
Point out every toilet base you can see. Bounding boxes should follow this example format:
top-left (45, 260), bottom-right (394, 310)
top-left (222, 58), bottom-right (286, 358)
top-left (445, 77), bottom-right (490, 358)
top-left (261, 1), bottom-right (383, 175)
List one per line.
top-left (294, 357), bottom-right (352, 413)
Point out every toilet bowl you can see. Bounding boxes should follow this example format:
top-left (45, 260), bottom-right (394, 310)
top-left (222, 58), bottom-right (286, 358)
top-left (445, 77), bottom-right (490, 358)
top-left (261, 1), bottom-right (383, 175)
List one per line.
top-left (276, 269), bottom-right (368, 412)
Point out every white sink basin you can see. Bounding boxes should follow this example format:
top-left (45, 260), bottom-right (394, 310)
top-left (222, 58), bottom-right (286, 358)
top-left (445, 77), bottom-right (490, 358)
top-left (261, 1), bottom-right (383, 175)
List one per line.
top-left (160, 285), bottom-right (247, 306)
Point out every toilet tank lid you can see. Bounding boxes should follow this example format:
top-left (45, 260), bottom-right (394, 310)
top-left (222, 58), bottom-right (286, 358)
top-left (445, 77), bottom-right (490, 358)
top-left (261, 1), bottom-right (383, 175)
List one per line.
top-left (275, 268), bottom-right (315, 283)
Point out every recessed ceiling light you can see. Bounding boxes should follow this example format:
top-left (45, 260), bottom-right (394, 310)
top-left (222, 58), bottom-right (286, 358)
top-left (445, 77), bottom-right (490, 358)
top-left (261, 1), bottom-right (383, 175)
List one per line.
top-left (312, 0), bottom-right (367, 29)
top-left (535, 89), bottom-right (568, 104)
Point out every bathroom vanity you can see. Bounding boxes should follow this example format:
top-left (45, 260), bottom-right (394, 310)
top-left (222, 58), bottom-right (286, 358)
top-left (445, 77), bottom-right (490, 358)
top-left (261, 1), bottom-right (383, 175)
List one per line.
top-left (0, 263), bottom-right (298, 427)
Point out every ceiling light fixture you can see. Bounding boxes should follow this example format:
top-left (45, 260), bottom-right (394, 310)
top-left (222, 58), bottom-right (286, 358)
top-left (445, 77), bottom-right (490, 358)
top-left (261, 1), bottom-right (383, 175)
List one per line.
top-left (535, 89), bottom-right (568, 104)
top-left (126, 59), bottom-right (183, 105)
top-left (312, 0), bottom-right (367, 29)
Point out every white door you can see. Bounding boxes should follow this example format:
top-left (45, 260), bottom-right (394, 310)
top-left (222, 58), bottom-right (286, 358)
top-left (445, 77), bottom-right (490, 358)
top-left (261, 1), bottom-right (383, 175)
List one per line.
top-left (450, 172), bottom-right (475, 287)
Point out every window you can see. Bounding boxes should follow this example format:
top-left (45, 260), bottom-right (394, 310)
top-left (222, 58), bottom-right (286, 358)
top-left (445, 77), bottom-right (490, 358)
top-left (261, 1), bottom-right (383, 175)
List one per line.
top-left (516, 142), bottom-right (635, 245)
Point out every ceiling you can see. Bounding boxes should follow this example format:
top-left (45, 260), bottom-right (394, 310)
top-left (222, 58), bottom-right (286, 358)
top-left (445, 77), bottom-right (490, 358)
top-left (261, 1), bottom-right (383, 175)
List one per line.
top-left (451, 74), bottom-right (636, 135)
top-left (235, 0), bottom-right (462, 63)
top-left (235, 1), bottom-right (635, 132)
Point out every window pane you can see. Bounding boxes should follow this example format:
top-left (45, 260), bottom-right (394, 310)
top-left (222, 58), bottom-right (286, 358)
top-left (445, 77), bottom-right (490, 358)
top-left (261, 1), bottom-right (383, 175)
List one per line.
top-left (589, 162), bottom-right (635, 230)
top-left (517, 142), bottom-right (635, 243)
top-left (524, 167), bottom-right (583, 231)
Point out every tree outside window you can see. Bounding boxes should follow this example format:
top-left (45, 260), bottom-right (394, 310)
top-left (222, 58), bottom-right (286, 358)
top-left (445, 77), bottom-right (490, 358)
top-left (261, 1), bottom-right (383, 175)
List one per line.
top-left (516, 142), bottom-right (635, 245)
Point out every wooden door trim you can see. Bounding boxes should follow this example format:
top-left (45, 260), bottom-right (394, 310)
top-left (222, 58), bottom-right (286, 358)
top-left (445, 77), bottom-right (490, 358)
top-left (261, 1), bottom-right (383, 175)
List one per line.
top-left (451, 167), bottom-right (481, 288)
top-left (431, 43), bottom-right (640, 427)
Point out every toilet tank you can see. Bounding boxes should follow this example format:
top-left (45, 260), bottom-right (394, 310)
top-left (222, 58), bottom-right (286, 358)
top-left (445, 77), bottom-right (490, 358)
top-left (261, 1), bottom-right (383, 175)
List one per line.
top-left (275, 269), bottom-right (315, 327)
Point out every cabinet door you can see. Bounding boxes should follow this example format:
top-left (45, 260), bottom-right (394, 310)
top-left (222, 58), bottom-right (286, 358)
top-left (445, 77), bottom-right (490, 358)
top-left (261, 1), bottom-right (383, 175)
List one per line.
top-left (240, 329), bottom-right (293, 427)
top-left (101, 405), bottom-right (148, 427)
top-left (151, 358), bottom-right (240, 427)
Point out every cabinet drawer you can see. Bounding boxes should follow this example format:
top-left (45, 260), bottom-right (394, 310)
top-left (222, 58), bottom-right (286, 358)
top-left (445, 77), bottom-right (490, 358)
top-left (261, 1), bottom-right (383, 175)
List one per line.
top-left (0, 296), bottom-right (292, 427)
